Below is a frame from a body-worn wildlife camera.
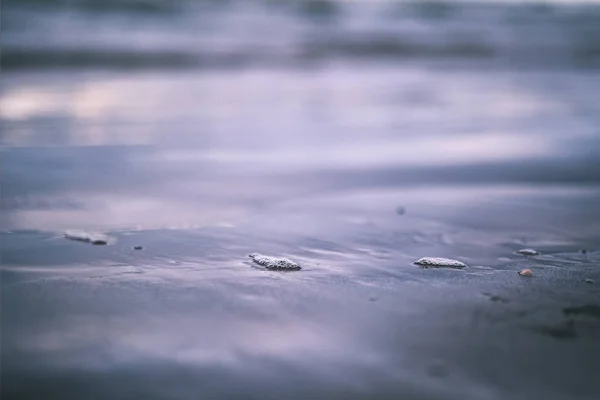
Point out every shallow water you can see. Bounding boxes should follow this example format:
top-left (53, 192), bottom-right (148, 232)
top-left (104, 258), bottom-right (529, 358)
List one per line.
top-left (2, 1), bottom-right (600, 399)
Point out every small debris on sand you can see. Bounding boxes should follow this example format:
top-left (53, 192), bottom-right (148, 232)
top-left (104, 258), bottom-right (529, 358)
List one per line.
top-left (249, 253), bottom-right (301, 270)
top-left (414, 257), bottom-right (467, 269)
top-left (133, 246), bottom-right (143, 250)
top-left (585, 279), bottom-right (594, 284)
top-left (64, 230), bottom-right (109, 245)
top-left (482, 292), bottom-right (509, 303)
top-left (517, 248), bottom-right (539, 256)
top-left (396, 206), bottom-right (406, 215)
top-left (518, 268), bottom-right (533, 277)
top-left (581, 249), bottom-right (587, 254)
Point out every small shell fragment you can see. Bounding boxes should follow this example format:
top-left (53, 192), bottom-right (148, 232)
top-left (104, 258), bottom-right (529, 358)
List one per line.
top-left (249, 253), bottom-right (301, 270)
top-left (414, 257), bottom-right (467, 269)
top-left (517, 248), bottom-right (539, 256)
top-left (585, 279), bottom-right (594, 284)
top-left (518, 268), bottom-right (534, 277)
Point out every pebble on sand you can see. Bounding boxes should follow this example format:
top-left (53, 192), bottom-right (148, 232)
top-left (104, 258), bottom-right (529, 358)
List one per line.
top-left (133, 246), bottom-right (143, 250)
top-left (517, 248), bottom-right (539, 256)
top-left (64, 230), bottom-right (109, 245)
top-left (585, 279), bottom-right (594, 284)
top-left (518, 268), bottom-right (534, 277)
top-left (249, 253), bottom-right (301, 270)
top-left (396, 206), bottom-right (406, 215)
top-left (414, 257), bottom-right (467, 269)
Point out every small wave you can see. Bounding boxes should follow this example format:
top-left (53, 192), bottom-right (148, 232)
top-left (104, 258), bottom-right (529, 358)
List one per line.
top-left (0, 47), bottom-right (272, 71)
top-left (5, 43), bottom-right (599, 71)
top-left (3, 0), bottom-right (186, 14)
top-left (0, 38), bottom-right (497, 72)
top-left (1, 47), bottom-right (200, 70)
top-left (301, 34), bottom-right (496, 60)
top-left (403, 0), bottom-right (459, 21)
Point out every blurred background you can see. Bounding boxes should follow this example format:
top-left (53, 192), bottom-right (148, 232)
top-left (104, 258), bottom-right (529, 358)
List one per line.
top-left (2, 0), bottom-right (600, 232)
top-left (2, 1), bottom-right (600, 400)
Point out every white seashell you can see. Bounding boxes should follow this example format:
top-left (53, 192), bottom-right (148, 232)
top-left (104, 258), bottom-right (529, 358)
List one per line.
top-left (414, 257), bottom-right (467, 269)
top-left (249, 253), bottom-right (301, 270)
top-left (517, 248), bottom-right (539, 256)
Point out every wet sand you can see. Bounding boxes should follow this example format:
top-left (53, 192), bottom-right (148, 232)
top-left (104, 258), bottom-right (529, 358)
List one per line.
top-left (2, 184), bottom-right (600, 400)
